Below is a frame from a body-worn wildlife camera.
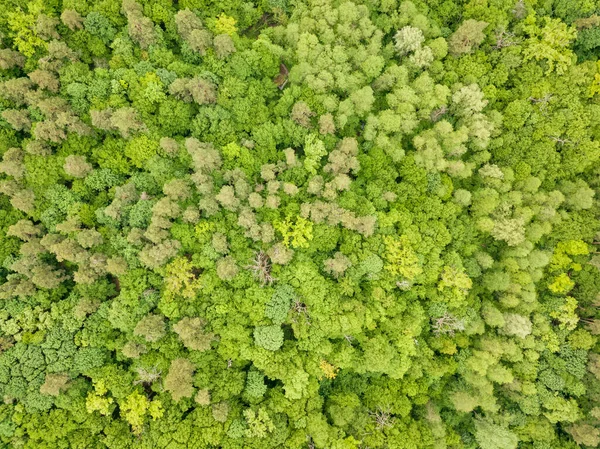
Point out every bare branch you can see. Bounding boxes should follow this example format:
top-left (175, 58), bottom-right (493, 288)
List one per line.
top-left (246, 251), bottom-right (276, 286)
top-left (369, 406), bottom-right (395, 430)
top-left (492, 30), bottom-right (517, 49)
top-left (528, 94), bottom-right (553, 104)
top-left (430, 106), bottom-right (448, 122)
top-left (133, 366), bottom-right (161, 385)
top-left (292, 299), bottom-right (311, 325)
top-left (431, 312), bottom-right (465, 336)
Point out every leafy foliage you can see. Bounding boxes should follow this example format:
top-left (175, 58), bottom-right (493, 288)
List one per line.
top-left (0, 0), bottom-right (598, 447)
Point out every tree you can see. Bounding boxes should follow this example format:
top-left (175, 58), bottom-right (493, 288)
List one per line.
top-left (383, 235), bottom-right (422, 280)
top-left (0, 49), bottom-right (25, 69)
top-left (567, 423), bottom-right (600, 447)
top-left (394, 26), bottom-right (424, 55)
top-left (0, 148), bottom-right (25, 179)
top-left (291, 101), bottom-right (314, 127)
top-left (452, 84), bottom-right (488, 117)
top-left (216, 256), bottom-right (239, 280)
top-left (173, 317), bottom-right (215, 351)
top-left (303, 134), bottom-right (327, 175)
top-left (60, 9), bottom-right (83, 31)
top-left (6, 7), bottom-right (47, 57)
top-left (474, 419), bottom-right (518, 449)
top-left (164, 358), bottom-right (195, 402)
top-left (448, 20), bottom-right (488, 56)
top-left (91, 107), bottom-right (146, 138)
top-left (560, 180), bottom-right (595, 210)
top-left (245, 370), bottom-right (267, 399)
top-left (122, 342), bottom-right (147, 359)
top-left (323, 252), bottom-right (352, 278)
top-left (139, 240), bottom-right (181, 269)
top-left (29, 69), bottom-right (59, 92)
top-left (120, 391), bottom-right (163, 435)
top-left (133, 315), bottom-right (166, 342)
top-left (39, 373), bottom-right (69, 396)
top-left (502, 314), bottom-right (532, 338)
top-left (244, 408), bottom-right (275, 438)
top-left (212, 402), bottom-right (229, 422)
top-left (63, 155), bottom-right (92, 178)
top-left (523, 17), bottom-right (576, 74)
top-left (265, 284), bottom-right (294, 324)
top-left (175, 9), bottom-right (212, 55)
top-left (195, 389), bottom-right (211, 405)
top-left (2, 109), bottom-right (31, 131)
top-left (123, 1), bottom-right (157, 50)
top-left (84, 12), bottom-right (117, 44)
top-left (169, 78), bottom-right (217, 105)
top-left (214, 34), bottom-right (236, 58)
top-left (254, 325), bottom-right (284, 351)
top-left (76, 229), bottom-right (103, 248)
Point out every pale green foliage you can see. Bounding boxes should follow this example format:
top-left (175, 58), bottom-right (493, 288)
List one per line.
top-left (454, 189), bottom-right (472, 206)
top-left (212, 402), bottom-right (230, 422)
top-left (409, 46), bottom-right (434, 68)
top-left (195, 389), bottom-right (211, 406)
top-left (324, 252), bottom-right (352, 278)
top-left (291, 101), bottom-right (314, 127)
top-left (474, 419), bottom-right (518, 449)
top-left (211, 232), bottom-right (229, 254)
top-left (123, 0), bottom-right (157, 49)
top-left (254, 325), bottom-right (284, 351)
top-left (448, 19), bottom-right (488, 56)
top-left (91, 107), bottom-right (146, 138)
top-left (133, 314), bottom-right (166, 342)
top-left (173, 317), bottom-right (215, 351)
top-left (64, 155), bottom-right (92, 178)
top-left (139, 240), bottom-right (181, 269)
top-left (560, 180), bottom-right (595, 210)
top-left (2, 109), bottom-right (31, 131)
top-left (0, 148), bottom-right (25, 179)
top-left (122, 342), bottom-right (146, 358)
top-left (164, 358), bottom-right (195, 402)
top-left (216, 256), bottom-right (239, 280)
top-left (567, 424), bottom-right (600, 447)
top-left (245, 370), bottom-right (267, 399)
top-left (502, 313), bottom-right (532, 338)
top-left (265, 284), bottom-right (294, 324)
top-left (450, 391), bottom-right (479, 413)
top-left (244, 408), bottom-right (275, 438)
top-left (491, 216), bottom-right (526, 246)
top-left (452, 84), bottom-right (488, 117)
top-left (214, 34), bottom-right (236, 58)
top-left (394, 26), bottom-right (425, 55)
top-left (60, 9), bottom-right (83, 30)
top-left (303, 134), bottom-right (327, 175)
top-left (40, 373), bottom-right (69, 396)
top-left (76, 229), bottom-right (103, 248)
top-left (268, 243), bottom-right (294, 265)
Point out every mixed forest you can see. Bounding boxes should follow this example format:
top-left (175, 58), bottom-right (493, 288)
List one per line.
top-left (0, 0), bottom-right (600, 447)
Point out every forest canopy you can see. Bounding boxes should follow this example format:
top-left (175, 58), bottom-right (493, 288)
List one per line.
top-left (0, 0), bottom-right (599, 448)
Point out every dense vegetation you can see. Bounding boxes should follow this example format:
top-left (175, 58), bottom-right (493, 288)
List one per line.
top-left (0, 0), bottom-right (600, 447)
